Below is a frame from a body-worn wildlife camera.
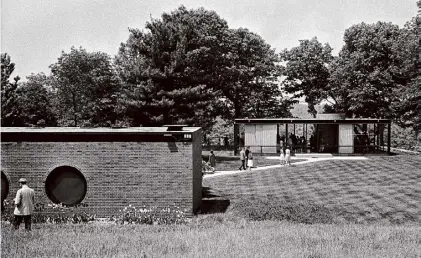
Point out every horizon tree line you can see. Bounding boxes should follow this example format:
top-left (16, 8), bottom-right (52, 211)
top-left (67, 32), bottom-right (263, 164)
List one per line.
top-left (1, 3), bottom-right (420, 136)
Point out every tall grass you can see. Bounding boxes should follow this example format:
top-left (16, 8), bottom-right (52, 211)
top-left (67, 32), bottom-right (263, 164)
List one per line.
top-left (2, 217), bottom-right (420, 258)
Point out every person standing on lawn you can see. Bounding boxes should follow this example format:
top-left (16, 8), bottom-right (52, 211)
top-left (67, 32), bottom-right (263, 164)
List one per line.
top-left (239, 147), bottom-right (246, 170)
top-left (285, 146), bottom-right (291, 166)
top-left (247, 149), bottom-right (253, 171)
top-left (14, 178), bottom-right (35, 231)
top-left (208, 150), bottom-right (216, 172)
top-left (245, 146), bottom-right (250, 168)
top-left (280, 148), bottom-right (285, 166)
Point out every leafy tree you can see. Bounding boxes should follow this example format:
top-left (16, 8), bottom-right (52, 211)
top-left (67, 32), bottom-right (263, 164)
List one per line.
top-left (205, 116), bottom-right (233, 145)
top-left (280, 37), bottom-right (333, 117)
top-left (50, 47), bottom-right (121, 127)
top-left (218, 28), bottom-right (293, 120)
top-left (328, 22), bottom-right (418, 119)
top-left (1, 53), bottom-right (22, 126)
top-left (395, 76), bottom-right (420, 131)
top-left (394, 1), bottom-right (421, 132)
top-left (17, 73), bottom-right (58, 126)
top-left (115, 6), bottom-right (228, 129)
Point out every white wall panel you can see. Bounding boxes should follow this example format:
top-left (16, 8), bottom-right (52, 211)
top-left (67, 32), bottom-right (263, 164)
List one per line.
top-left (244, 125), bottom-right (257, 152)
top-left (262, 124), bottom-right (277, 153)
top-left (245, 124), bottom-right (277, 153)
top-left (339, 124), bottom-right (354, 153)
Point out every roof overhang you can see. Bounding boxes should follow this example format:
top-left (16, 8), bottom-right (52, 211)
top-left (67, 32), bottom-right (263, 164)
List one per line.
top-left (0, 127), bottom-right (201, 142)
top-left (235, 118), bottom-right (391, 124)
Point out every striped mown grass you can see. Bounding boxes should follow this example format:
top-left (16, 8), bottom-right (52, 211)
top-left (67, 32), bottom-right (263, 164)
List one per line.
top-left (204, 155), bottom-right (421, 224)
top-left (2, 154), bottom-right (420, 257)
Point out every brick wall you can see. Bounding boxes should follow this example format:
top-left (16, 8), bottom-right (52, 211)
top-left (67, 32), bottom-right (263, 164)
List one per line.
top-left (1, 128), bottom-right (202, 218)
top-left (191, 129), bottom-right (203, 212)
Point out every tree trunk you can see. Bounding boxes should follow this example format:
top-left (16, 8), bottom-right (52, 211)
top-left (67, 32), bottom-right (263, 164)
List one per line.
top-left (72, 92), bottom-right (77, 127)
top-left (234, 104), bottom-right (242, 119)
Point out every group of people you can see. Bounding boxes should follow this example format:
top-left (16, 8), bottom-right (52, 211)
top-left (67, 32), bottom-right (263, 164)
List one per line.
top-left (239, 146), bottom-right (253, 170)
top-left (238, 145), bottom-right (292, 170)
top-left (279, 133), bottom-right (308, 153)
top-left (279, 147), bottom-right (292, 166)
top-left (239, 145), bottom-right (292, 169)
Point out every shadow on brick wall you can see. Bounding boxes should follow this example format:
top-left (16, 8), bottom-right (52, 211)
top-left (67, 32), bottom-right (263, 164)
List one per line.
top-left (167, 142), bottom-right (179, 152)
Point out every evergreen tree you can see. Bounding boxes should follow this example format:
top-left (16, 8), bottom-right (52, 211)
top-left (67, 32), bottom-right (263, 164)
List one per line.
top-left (116, 6), bottom-right (227, 128)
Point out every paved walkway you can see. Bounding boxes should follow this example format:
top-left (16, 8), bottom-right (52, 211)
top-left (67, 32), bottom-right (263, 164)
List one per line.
top-left (204, 156), bottom-right (368, 178)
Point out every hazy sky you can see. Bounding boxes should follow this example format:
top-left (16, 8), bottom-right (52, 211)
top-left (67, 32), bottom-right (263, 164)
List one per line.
top-left (1, 0), bottom-right (418, 80)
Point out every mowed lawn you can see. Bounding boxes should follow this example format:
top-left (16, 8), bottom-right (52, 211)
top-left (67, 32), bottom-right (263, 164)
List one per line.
top-left (2, 154), bottom-right (420, 257)
top-left (204, 154), bottom-right (421, 224)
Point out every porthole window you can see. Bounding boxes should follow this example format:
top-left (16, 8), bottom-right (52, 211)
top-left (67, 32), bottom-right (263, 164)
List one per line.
top-left (1, 171), bottom-right (9, 201)
top-left (45, 166), bottom-right (87, 206)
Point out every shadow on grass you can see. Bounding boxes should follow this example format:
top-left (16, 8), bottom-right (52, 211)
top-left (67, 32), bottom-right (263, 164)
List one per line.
top-left (201, 187), bottom-right (230, 214)
top-left (202, 155), bottom-right (238, 161)
top-left (229, 197), bottom-right (337, 224)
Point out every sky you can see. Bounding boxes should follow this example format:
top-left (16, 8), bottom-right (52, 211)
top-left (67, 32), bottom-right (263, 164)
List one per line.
top-left (1, 0), bottom-right (418, 81)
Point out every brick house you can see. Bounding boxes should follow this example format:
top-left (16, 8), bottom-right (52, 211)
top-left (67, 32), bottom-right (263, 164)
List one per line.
top-left (1, 126), bottom-right (202, 217)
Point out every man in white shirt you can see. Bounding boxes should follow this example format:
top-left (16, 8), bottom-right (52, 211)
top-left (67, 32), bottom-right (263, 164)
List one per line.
top-left (14, 178), bottom-right (35, 231)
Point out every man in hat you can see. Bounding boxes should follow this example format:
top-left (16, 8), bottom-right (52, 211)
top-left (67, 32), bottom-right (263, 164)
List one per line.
top-left (14, 178), bottom-right (35, 230)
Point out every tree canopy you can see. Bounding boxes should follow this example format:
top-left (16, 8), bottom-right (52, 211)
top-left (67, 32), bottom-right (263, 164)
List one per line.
top-left (281, 19), bottom-right (419, 127)
top-left (280, 37), bottom-right (333, 117)
top-left (1, 53), bottom-right (22, 126)
top-left (218, 28), bottom-right (292, 120)
top-left (116, 6), bottom-right (292, 132)
top-left (115, 6), bottom-right (228, 130)
top-left (328, 22), bottom-right (418, 119)
top-left (16, 73), bottom-right (57, 126)
top-left (1, 4), bottom-right (420, 139)
top-left (50, 47), bottom-right (121, 127)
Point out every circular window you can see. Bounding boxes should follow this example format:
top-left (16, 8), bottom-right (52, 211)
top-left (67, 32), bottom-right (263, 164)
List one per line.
top-left (45, 166), bottom-right (87, 206)
top-left (1, 171), bottom-right (9, 201)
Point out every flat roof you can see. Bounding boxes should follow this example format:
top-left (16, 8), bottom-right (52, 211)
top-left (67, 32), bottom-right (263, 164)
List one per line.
top-left (235, 118), bottom-right (391, 124)
top-left (1, 127), bottom-right (201, 142)
top-left (1, 126), bottom-right (201, 134)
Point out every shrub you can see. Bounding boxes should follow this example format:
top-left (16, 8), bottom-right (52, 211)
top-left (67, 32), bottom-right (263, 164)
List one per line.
top-left (230, 198), bottom-right (336, 224)
top-left (111, 204), bottom-right (188, 225)
top-left (391, 124), bottom-right (420, 151)
top-left (1, 201), bottom-right (95, 224)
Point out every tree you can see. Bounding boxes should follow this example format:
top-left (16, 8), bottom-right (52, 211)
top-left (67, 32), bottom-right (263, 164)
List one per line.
top-left (328, 22), bottom-right (418, 119)
top-left (394, 1), bottom-right (421, 132)
top-left (50, 47), bottom-right (121, 127)
top-left (218, 28), bottom-right (293, 120)
top-left (115, 6), bottom-right (228, 129)
top-left (280, 37), bottom-right (333, 117)
top-left (16, 73), bottom-right (58, 126)
top-left (1, 53), bottom-right (22, 126)
top-left (116, 6), bottom-right (293, 131)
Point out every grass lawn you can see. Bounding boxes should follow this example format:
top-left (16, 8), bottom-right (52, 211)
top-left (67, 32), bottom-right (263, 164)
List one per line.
top-left (1, 219), bottom-right (420, 258)
top-left (2, 154), bottom-right (420, 257)
top-left (204, 155), bottom-right (421, 224)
